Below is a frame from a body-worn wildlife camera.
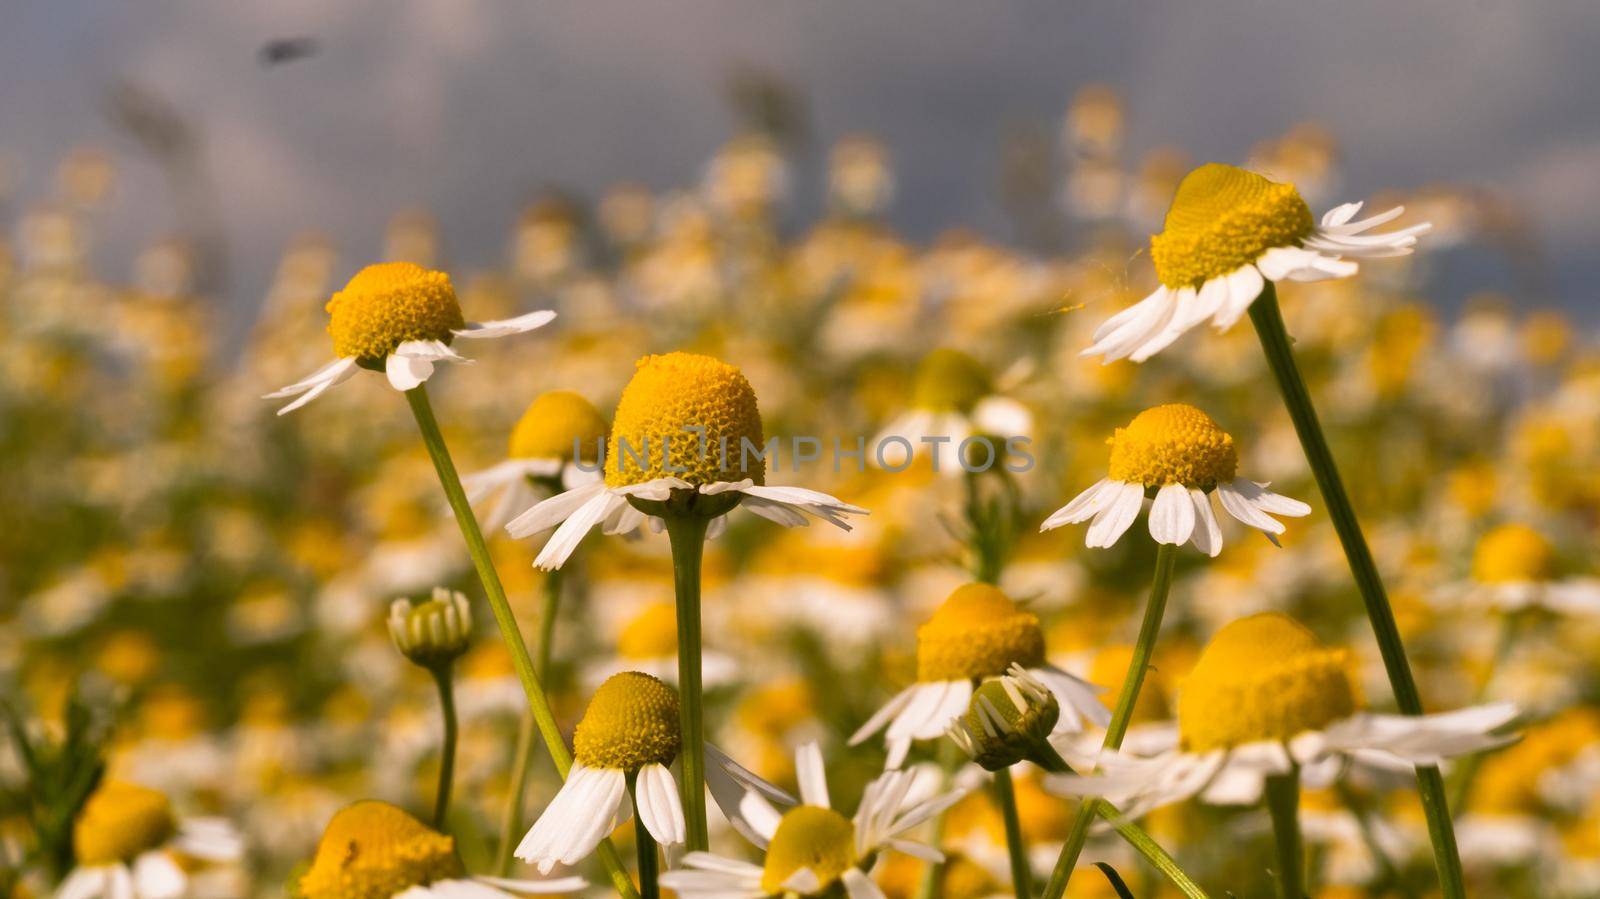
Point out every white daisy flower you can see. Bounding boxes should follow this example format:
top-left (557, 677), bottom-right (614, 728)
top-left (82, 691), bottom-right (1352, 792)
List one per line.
top-left (265, 262), bottom-right (554, 414)
top-left (295, 800), bottom-right (583, 898)
top-left (662, 741), bottom-right (970, 899)
top-left (1083, 162), bottom-right (1429, 363)
top-left (461, 390), bottom-right (609, 531)
top-left (849, 583), bottom-right (1110, 769)
top-left (1041, 403), bottom-right (1310, 556)
top-left (56, 781), bottom-right (242, 899)
top-left (1046, 613), bottom-right (1519, 820)
top-left (1437, 523), bottom-right (1600, 615)
top-left (505, 352), bottom-right (866, 570)
top-left (516, 672), bottom-right (688, 873)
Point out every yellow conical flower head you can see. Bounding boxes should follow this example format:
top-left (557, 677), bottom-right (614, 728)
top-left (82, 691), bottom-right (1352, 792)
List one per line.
top-left (573, 671), bottom-right (681, 770)
top-left (297, 801), bottom-right (464, 899)
top-left (917, 584), bottom-right (1045, 681)
top-left (760, 805), bottom-right (857, 894)
top-left (1471, 523), bottom-right (1556, 584)
top-left (73, 781), bottom-right (176, 865)
top-left (616, 602), bottom-right (678, 660)
top-left (605, 352), bottom-right (765, 489)
top-left (508, 390), bottom-right (608, 462)
top-left (325, 262), bottom-right (464, 361)
top-left (1150, 163), bottom-right (1313, 289)
top-left (1107, 404), bottom-right (1237, 491)
top-left (911, 348), bottom-right (991, 413)
top-left (1178, 613), bottom-right (1358, 752)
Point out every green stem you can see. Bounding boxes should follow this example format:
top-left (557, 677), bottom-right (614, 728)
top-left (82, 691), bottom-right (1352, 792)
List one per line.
top-left (537, 568), bottom-right (564, 683)
top-left (664, 513), bottom-right (711, 852)
top-left (429, 666), bottom-right (458, 828)
top-left (1096, 802), bottom-right (1211, 899)
top-left (1264, 770), bottom-right (1304, 899)
top-left (1041, 543), bottom-right (1178, 899)
top-left (1247, 285), bottom-right (1465, 899)
top-left (404, 385), bottom-right (639, 899)
top-left (994, 767), bottom-right (1034, 898)
top-left (631, 772), bottom-right (660, 899)
top-left (495, 711), bottom-right (537, 876)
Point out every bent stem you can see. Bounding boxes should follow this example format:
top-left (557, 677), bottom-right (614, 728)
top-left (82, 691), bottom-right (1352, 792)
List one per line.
top-left (1247, 285), bottom-right (1465, 899)
top-left (630, 772), bottom-right (661, 899)
top-left (429, 666), bottom-right (458, 828)
top-left (1097, 802), bottom-right (1211, 899)
top-left (994, 767), bottom-right (1034, 899)
top-left (1041, 543), bottom-right (1178, 899)
top-left (664, 513), bottom-right (711, 852)
top-left (404, 385), bottom-right (639, 899)
top-left (1264, 769), bottom-right (1304, 899)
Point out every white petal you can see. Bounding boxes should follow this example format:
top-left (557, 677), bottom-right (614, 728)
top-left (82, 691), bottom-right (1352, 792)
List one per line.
top-left (1041, 478), bottom-right (1117, 531)
top-left (533, 492), bottom-right (625, 570)
top-left (57, 867), bottom-right (110, 899)
top-left (794, 742), bottom-right (830, 808)
top-left (266, 356), bottom-right (359, 414)
top-left (472, 875), bottom-right (591, 894)
top-left (1085, 482), bottom-right (1144, 549)
top-left (635, 763), bottom-right (687, 847)
top-left (132, 851), bottom-right (187, 898)
top-left (1188, 489), bottom-right (1222, 557)
top-left (1211, 264), bottom-right (1264, 330)
top-left (842, 868), bottom-right (886, 899)
top-left (849, 686), bottom-right (918, 746)
top-left (1215, 480), bottom-right (1287, 535)
top-left (454, 310), bottom-right (557, 339)
top-left (505, 481), bottom-right (607, 538)
top-left (386, 352), bottom-right (436, 391)
top-left (1147, 483), bottom-right (1196, 546)
top-left (1081, 288), bottom-right (1175, 362)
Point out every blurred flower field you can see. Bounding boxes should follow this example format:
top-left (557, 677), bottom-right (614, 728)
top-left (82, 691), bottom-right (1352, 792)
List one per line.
top-left (2, 89), bottom-right (1598, 899)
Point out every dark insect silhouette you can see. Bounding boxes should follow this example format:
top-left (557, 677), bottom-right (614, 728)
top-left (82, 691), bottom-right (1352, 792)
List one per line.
top-left (259, 37), bottom-right (319, 68)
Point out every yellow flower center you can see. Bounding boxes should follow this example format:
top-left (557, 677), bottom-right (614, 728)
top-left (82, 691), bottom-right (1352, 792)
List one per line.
top-left (73, 781), bottom-right (176, 865)
top-left (1471, 523), bottom-right (1556, 584)
top-left (297, 800), bottom-right (463, 899)
top-left (616, 602), bottom-right (678, 660)
top-left (1106, 404), bottom-right (1237, 490)
top-left (325, 262), bottom-right (464, 361)
top-left (508, 390), bottom-right (608, 462)
top-left (760, 805), bottom-right (857, 895)
top-left (1150, 163), bottom-right (1313, 289)
top-left (910, 348), bottom-right (990, 413)
top-left (573, 671), bottom-right (681, 770)
top-left (917, 584), bottom-right (1045, 682)
top-left (605, 352), bottom-right (766, 489)
top-left (1179, 613), bottom-right (1358, 752)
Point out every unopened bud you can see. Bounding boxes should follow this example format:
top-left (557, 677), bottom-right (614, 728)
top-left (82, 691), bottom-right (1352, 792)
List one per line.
top-left (388, 588), bottom-right (472, 669)
top-left (946, 664), bottom-right (1060, 771)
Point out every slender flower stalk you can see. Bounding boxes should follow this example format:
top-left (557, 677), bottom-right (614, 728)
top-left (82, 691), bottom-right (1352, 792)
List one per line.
top-left (1095, 801), bottom-right (1211, 899)
top-left (403, 385), bottom-right (639, 899)
top-left (630, 770), bottom-right (661, 899)
top-left (1247, 283), bottom-right (1467, 898)
top-left (429, 666), bottom-right (458, 828)
top-left (1042, 543), bottom-right (1177, 899)
top-left (666, 513), bottom-right (712, 852)
top-left (1264, 769), bottom-right (1304, 899)
top-left (993, 767), bottom-right (1032, 898)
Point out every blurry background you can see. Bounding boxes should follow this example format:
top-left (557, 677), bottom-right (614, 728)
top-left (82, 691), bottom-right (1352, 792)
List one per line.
top-left (4, 0), bottom-right (1599, 337)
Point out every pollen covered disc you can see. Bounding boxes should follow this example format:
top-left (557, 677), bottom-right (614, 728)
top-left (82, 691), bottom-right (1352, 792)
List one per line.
top-left (573, 671), bottom-right (682, 770)
top-left (73, 781), bottom-right (177, 865)
top-left (760, 805), bottom-right (857, 894)
top-left (297, 800), bottom-right (464, 899)
top-left (605, 352), bottom-right (766, 489)
top-left (1150, 163), bottom-right (1313, 290)
top-left (1178, 612), bottom-right (1358, 752)
top-left (1106, 403), bottom-right (1238, 491)
top-left (509, 390), bottom-right (608, 462)
top-left (325, 262), bottom-right (465, 361)
top-left (917, 583), bottom-right (1045, 681)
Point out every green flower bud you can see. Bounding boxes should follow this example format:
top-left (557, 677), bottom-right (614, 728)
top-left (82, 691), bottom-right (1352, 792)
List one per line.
top-left (947, 665), bottom-right (1060, 771)
top-left (388, 587), bottom-right (472, 670)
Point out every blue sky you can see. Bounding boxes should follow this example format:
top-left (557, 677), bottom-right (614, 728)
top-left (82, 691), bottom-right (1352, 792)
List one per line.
top-left (5, 0), bottom-right (1598, 326)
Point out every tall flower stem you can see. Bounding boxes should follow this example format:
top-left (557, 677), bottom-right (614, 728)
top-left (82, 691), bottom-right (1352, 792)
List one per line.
top-left (1247, 285), bottom-right (1465, 898)
top-left (994, 767), bottom-right (1033, 898)
top-left (1264, 769), bottom-right (1304, 899)
top-left (630, 771), bottom-right (661, 899)
top-left (404, 385), bottom-right (639, 899)
top-left (1042, 543), bottom-right (1178, 899)
top-left (494, 568), bottom-right (564, 874)
top-left (428, 666), bottom-right (458, 828)
top-left (664, 513), bottom-right (711, 852)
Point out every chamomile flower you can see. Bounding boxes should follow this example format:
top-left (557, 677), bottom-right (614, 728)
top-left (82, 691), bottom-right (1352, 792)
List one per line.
top-left (265, 262), bottom-right (555, 414)
top-left (1040, 403), bottom-right (1311, 556)
top-left (1047, 613), bottom-right (1519, 819)
top-left (515, 672), bottom-right (688, 872)
top-left (296, 800), bottom-right (582, 898)
top-left (461, 390), bottom-right (609, 531)
top-left (505, 352), bottom-right (867, 570)
top-left (1083, 163), bottom-right (1429, 363)
top-left (582, 600), bottom-right (739, 688)
top-left (1439, 523), bottom-right (1600, 615)
top-left (662, 742), bottom-right (970, 899)
top-left (56, 780), bottom-right (243, 899)
top-left (849, 583), bottom-right (1110, 768)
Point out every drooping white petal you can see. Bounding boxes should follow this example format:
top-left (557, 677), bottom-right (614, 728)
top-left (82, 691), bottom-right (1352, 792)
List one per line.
top-left (1188, 488), bottom-right (1222, 556)
top-left (1041, 478), bottom-right (1117, 531)
top-left (1084, 482), bottom-right (1145, 549)
top-left (516, 764), bottom-right (629, 873)
top-left (795, 741), bottom-right (831, 808)
top-left (131, 852), bottom-right (186, 899)
top-left (1147, 483), bottom-right (1196, 546)
top-left (532, 491), bottom-right (625, 570)
top-left (265, 356), bottom-right (360, 414)
top-left (56, 867), bottom-right (110, 899)
top-left (634, 763), bottom-right (687, 847)
top-left (471, 874), bottom-right (591, 894)
top-left (1215, 480), bottom-right (1288, 535)
top-left (842, 867), bottom-right (887, 899)
top-left (849, 685), bottom-right (918, 746)
top-left (505, 481), bottom-right (608, 538)
top-left (1082, 287), bottom-right (1176, 362)
top-left (1211, 264), bottom-right (1265, 330)
top-left (1030, 665), bottom-right (1113, 729)
top-left (386, 352), bottom-right (437, 391)
top-left (454, 309), bottom-right (557, 339)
